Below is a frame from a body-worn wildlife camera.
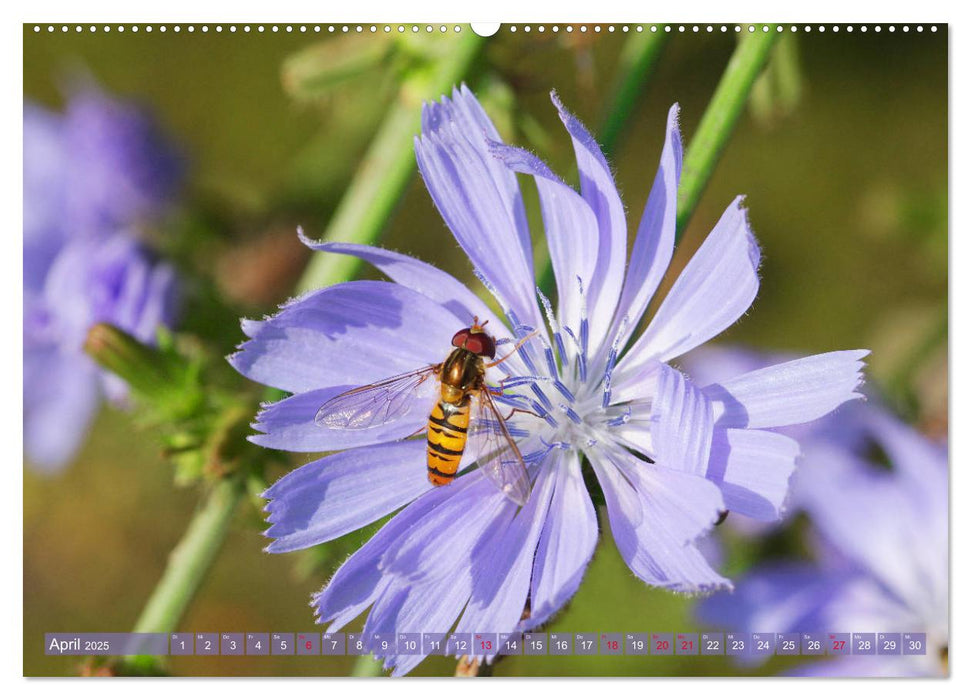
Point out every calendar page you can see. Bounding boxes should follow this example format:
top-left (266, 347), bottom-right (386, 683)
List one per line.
top-left (22, 17), bottom-right (948, 681)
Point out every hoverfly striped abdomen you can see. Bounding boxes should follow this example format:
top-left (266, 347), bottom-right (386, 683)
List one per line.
top-left (426, 399), bottom-right (471, 485)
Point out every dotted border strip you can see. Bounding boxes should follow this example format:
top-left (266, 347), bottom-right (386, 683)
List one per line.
top-left (30, 24), bottom-right (941, 35)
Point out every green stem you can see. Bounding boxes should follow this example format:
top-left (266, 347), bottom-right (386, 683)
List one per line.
top-left (134, 477), bottom-right (244, 633)
top-left (676, 27), bottom-right (780, 236)
top-left (296, 31), bottom-right (484, 293)
top-left (351, 655), bottom-right (385, 677)
top-left (116, 476), bottom-right (246, 674)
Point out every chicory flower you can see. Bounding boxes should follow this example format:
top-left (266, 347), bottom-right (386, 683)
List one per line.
top-left (232, 85), bottom-right (868, 675)
top-left (23, 88), bottom-right (182, 472)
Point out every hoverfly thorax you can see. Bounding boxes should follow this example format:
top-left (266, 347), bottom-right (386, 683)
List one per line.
top-left (440, 347), bottom-right (485, 403)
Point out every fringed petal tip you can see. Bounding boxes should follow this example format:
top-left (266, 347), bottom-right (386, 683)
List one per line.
top-left (729, 195), bottom-right (762, 271)
top-left (667, 102), bottom-right (682, 130)
top-left (296, 224), bottom-right (325, 250)
top-left (486, 139), bottom-right (560, 183)
top-left (673, 578), bottom-right (735, 598)
top-left (549, 89), bottom-right (613, 173)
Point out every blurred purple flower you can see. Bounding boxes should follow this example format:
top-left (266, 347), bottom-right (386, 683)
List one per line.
top-left (23, 88), bottom-right (182, 472)
top-left (231, 86), bottom-right (867, 675)
top-left (697, 403), bottom-right (948, 677)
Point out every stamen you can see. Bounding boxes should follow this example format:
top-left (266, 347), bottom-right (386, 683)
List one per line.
top-left (537, 334), bottom-right (559, 380)
top-left (537, 287), bottom-right (569, 368)
top-left (529, 398), bottom-right (559, 429)
top-left (552, 380), bottom-right (575, 403)
top-left (539, 437), bottom-right (572, 452)
top-left (577, 276), bottom-right (589, 383)
top-left (606, 404), bottom-right (632, 427)
top-left (473, 268), bottom-right (512, 319)
top-left (522, 446), bottom-right (551, 465)
top-left (500, 375), bottom-right (553, 389)
top-left (559, 403), bottom-right (583, 425)
top-left (530, 385), bottom-right (554, 412)
top-left (563, 326), bottom-right (587, 383)
top-left (503, 424), bottom-right (530, 439)
top-left (601, 316), bottom-right (630, 408)
top-left (579, 320), bottom-right (589, 380)
top-left (503, 310), bottom-right (540, 377)
top-left (524, 439), bottom-right (567, 464)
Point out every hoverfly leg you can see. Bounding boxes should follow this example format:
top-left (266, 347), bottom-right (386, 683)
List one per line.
top-left (404, 425), bottom-right (428, 439)
top-left (502, 407), bottom-right (542, 422)
top-left (489, 378), bottom-right (542, 421)
top-left (485, 329), bottom-right (541, 368)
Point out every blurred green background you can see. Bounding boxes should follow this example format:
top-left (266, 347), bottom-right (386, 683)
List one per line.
top-left (23, 24), bottom-right (946, 676)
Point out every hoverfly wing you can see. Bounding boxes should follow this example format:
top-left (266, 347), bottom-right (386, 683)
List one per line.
top-left (314, 365), bottom-right (439, 430)
top-left (468, 387), bottom-right (531, 506)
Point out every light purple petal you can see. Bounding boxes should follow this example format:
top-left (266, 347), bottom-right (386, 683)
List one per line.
top-left (861, 406), bottom-right (948, 486)
top-left (861, 410), bottom-right (948, 603)
top-left (651, 364), bottom-right (714, 476)
top-left (603, 357), bottom-right (662, 411)
top-left (263, 440), bottom-right (432, 552)
top-left (41, 239), bottom-right (101, 345)
top-left (681, 345), bottom-right (784, 387)
top-left (23, 102), bottom-right (67, 291)
top-left (297, 234), bottom-right (508, 334)
top-left (313, 477), bottom-right (465, 630)
top-left (609, 104), bottom-right (682, 347)
top-left (415, 88), bottom-right (542, 332)
top-left (367, 473), bottom-right (513, 675)
top-left (524, 451), bottom-right (599, 629)
top-left (593, 448), bottom-right (729, 592)
top-left (130, 260), bottom-right (179, 343)
top-left (229, 280), bottom-right (463, 393)
top-left (551, 92), bottom-right (626, 352)
top-left (64, 85), bottom-right (183, 232)
top-left (698, 563), bottom-right (845, 634)
top-left (703, 350), bottom-right (869, 429)
top-left (456, 465), bottom-right (555, 639)
top-left (250, 385), bottom-right (435, 452)
top-left (619, 196), bottom-right (760, 371)
top-left (707, 428), bottom-right (800, 521)
top-left (374, 575), bottom-right (474, 676)
top-left (379, 472), bottom-right (510, 583)
top-left (797, 447), bottom-right (930, 609)
top-left (423, 85), bottom-right (533, 261)
top-left (489, 142), bottom-right (599, 333)
top-left (617, 453), bottom-right (725, 546)
top-left (42, 234), bottom-right (177, 349)
top-left (823, 574), bottom-right (928, 634)
top-left (24, 348), bottom-right (100, 473)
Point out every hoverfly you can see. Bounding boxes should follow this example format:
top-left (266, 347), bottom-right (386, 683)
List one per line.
top-left (314, 318), bottom-right (533, 506)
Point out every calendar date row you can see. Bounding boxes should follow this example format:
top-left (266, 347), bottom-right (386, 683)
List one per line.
top-left (46, 632), bottom-right (928, 657)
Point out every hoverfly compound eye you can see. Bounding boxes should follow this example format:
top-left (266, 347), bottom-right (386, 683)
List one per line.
top-left (465, 331), bottom-right (496, 358)
top-left (451, 327), bottom-right (496, 358)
